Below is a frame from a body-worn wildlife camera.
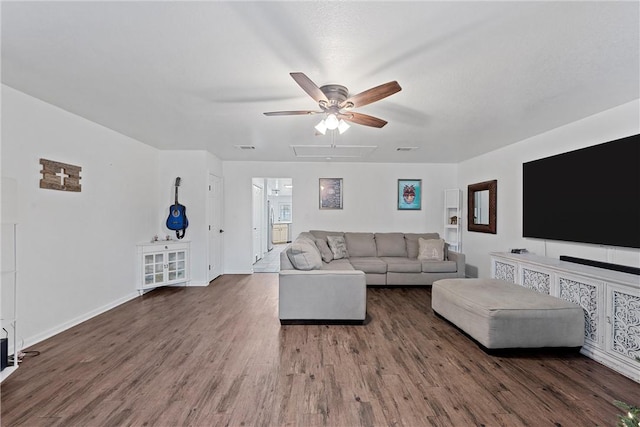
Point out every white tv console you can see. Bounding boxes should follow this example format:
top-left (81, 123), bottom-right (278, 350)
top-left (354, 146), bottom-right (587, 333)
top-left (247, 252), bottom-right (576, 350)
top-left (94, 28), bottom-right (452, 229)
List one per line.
top-left (491, 252), bottom-right (639, 382)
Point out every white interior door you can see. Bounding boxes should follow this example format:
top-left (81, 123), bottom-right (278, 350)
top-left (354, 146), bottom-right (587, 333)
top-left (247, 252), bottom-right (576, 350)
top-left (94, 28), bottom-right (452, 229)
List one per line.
top-left (208, 174), bottom-right (223, 281)
top-left (252, 183), bottom-right (264, 263)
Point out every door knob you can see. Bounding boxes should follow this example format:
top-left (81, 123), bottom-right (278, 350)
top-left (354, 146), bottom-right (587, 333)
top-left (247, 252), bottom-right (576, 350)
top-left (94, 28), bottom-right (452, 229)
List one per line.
top-left (220, 229), bottom-right (225, 233)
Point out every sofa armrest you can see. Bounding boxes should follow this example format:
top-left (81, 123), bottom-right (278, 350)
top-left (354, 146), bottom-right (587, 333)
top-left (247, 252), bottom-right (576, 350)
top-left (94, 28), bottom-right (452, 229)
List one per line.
top-left (447, 250), bottom-right (466, 278)
top-left (278, 270), bottom-right (366, 320)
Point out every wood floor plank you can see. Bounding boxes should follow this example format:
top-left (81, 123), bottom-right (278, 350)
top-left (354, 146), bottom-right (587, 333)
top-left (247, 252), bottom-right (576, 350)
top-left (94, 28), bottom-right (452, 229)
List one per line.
top-left (1, 273), bottom-right (638, 426)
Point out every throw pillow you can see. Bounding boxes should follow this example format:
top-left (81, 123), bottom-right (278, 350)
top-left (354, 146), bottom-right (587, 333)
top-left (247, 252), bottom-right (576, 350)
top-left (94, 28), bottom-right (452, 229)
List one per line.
top-left (326, 235), bottom-right (349, 260)
top-left (287, 240), bottom-right (323, 270)
top-left (315, 238), bottom-right (334, 263)
top-left (418, 238), bottom-right (445, 261)
top-left (405, 233), bottom-right (440, 258)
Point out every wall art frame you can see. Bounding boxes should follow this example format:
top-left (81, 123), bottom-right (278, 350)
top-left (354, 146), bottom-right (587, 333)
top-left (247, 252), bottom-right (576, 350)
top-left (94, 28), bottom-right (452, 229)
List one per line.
top-left (397, 179), bottom-right (422, 210)
top-left (319, 178), bottom-right (343, 210)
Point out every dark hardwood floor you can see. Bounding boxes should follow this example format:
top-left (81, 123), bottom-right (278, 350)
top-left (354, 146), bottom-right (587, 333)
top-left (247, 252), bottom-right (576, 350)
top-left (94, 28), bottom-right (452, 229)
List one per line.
top-left (1, 273), bottom-right (638, 426)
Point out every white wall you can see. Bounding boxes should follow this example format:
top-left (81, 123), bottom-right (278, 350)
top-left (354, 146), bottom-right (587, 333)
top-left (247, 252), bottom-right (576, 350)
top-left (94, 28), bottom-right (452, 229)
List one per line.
top-left (458, 100), bottom-right (640, 278)
top-left (222, 162), bottom-right (457, 273)
top-left (1, 85), bottom-right (159, 348)
top-left (158, 150), bottom-right (223, 285)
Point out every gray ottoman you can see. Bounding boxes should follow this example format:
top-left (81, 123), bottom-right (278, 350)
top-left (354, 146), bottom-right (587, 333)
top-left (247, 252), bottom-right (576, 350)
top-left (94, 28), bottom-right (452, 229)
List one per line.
top-left (432, 278), bottom-right (585, 349)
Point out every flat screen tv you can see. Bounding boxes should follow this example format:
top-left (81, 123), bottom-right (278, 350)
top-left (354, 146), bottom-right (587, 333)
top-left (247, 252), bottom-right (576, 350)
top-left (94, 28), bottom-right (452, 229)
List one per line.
top-left (522, 133), bottom-right (640, 249)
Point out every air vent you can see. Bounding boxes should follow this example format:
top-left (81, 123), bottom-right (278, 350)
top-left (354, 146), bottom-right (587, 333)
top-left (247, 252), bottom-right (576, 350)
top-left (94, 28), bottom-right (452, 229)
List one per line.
top-left (396, 146), bottom-right (419, 152)
top-left (235, 145), bottom-right (256, 150)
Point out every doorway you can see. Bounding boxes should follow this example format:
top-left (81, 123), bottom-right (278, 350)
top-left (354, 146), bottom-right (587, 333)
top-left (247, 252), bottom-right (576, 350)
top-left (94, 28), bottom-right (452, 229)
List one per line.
top-left (252, 177), bottom-right (293, 271)
top-left (252, 181), bottom-right (264, 263)
top-left (208, 174), bottom-right (223, 281)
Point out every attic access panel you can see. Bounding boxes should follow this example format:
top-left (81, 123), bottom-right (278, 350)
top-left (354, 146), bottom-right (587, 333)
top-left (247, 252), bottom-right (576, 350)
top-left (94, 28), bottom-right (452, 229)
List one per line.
top-left (290, 145), bottom-right (378, 159)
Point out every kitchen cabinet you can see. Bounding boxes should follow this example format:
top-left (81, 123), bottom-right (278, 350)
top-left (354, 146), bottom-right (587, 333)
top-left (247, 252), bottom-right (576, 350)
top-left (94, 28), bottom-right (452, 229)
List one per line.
top-left (272, 224), bottom-right (289, 244)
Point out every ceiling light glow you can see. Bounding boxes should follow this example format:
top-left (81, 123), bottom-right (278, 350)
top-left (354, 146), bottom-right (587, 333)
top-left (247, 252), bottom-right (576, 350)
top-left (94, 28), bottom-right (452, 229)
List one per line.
top-left (338, 119), bottom-right (350, 134)
top-left (315, 120), bottom-right (327, 135)
top-left (325, 113), bottom-right (339, 130)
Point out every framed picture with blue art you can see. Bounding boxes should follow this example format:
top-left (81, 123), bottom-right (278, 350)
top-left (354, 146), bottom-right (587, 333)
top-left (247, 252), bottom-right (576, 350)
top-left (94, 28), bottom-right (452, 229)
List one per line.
top-left (398, 179), bottom-right (421, 210)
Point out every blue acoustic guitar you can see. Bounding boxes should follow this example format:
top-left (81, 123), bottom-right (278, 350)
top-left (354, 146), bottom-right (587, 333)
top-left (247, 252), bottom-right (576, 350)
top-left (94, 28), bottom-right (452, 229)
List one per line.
top-left (166, 177), bottom-right (189, 239)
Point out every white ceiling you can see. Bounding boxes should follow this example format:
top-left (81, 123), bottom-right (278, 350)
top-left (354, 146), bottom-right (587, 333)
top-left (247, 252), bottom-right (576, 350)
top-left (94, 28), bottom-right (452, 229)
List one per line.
top-left (2, 1), bottom-right (638, 163)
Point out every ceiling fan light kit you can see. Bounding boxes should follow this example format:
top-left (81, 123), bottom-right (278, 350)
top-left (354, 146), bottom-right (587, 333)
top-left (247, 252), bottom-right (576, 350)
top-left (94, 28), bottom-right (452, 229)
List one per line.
top-left (337, 119), bottom-right (350, 134)
top-left (314, 120), bottom-right (328, 135)
top-left (264, 72), bottom-right (402, 134)
top-left (324, 113), bottom-right (339, 130)
top-left (314, 116), bottom-right (350, 135)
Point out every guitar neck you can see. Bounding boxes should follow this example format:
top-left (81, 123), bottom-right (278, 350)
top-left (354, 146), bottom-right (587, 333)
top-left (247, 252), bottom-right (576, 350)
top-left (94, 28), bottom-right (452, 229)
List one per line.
top-left (174, 177), bottom-right (181, 204)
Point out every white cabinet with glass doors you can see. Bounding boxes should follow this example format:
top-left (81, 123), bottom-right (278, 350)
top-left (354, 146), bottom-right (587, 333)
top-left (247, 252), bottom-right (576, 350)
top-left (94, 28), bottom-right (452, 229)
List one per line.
top-left (137, 241), bottom-right (190, 294)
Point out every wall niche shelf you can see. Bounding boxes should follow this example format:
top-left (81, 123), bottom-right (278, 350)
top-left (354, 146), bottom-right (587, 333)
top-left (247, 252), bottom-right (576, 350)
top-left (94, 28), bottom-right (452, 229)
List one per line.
top-left (443, 189), bottom-right (462, 252)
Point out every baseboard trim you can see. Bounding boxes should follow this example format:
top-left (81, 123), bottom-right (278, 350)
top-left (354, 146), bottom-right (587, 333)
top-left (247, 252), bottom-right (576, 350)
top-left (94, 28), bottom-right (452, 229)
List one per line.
top-left (188, 280), bottom-right (210, 287)
top-left (224, 269), bottom-right (254, 275)
top-left (20, 291), bottom-right (139, 352)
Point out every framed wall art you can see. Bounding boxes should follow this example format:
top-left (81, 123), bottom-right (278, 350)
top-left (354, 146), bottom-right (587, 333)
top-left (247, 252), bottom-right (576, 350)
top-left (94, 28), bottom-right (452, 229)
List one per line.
top-left (319, 178), bottom-right (343, 209)
top-left (398, 179), bottom-right (421, 210)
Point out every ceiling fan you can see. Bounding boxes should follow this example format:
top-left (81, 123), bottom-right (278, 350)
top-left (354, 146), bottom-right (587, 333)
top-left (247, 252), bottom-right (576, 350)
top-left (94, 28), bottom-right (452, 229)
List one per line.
top-left (264, 72), bottom-right (402, 132)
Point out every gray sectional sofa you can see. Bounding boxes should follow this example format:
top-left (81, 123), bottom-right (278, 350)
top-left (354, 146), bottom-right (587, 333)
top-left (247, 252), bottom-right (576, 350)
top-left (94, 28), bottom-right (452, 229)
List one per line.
top-left (281, 230), bottom-right (465, 285)
top-left (278, 230), bottom-right (465, 322)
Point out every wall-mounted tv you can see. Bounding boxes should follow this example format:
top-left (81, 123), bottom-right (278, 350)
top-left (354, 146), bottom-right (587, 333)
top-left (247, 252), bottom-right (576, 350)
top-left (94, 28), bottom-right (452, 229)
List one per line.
top-left (522, 133), bottom-right (640, 249)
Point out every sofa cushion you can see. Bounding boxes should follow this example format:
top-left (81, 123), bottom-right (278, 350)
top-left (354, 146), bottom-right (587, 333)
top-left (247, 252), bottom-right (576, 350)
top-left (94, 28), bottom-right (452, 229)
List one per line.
top-left (348, 257), bottom-right (388, 274)
top-left (418, 238), bottom-right (445, 261)
top-left (327, 235), bottom-right (349, 260)
top-left (405, 233), bottom-right (440, 258)
top-left (297, 231), bottom-right (317, 241)
top-left (314, 238), bottom-right (334, 263)
top-left (375, 233), bottom-right (408, 257)
top-left (309, 230), bottom-right (344, 240)
top-left (421, 260), bottom-right (457, 273)
top-left (320, 259), bottom-right (356, 271)
top-left (344, 232), bottom-right (377, 257)
top-left (295, 234), bottom-right (317, 249)
top-left (287, 240), bottom-right (323, 270)
top-left (381, 257), bottom-right (422, 273)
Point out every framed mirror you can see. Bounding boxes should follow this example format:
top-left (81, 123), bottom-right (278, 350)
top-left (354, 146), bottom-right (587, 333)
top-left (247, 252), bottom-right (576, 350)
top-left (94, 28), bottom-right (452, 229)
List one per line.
top-left (467, 180), bottom-right (497, 234)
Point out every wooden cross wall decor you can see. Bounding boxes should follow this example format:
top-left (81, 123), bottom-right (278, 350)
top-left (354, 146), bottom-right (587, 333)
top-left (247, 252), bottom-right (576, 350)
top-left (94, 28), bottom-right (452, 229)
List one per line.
top-left (39, 158), bottom-right (82, 192)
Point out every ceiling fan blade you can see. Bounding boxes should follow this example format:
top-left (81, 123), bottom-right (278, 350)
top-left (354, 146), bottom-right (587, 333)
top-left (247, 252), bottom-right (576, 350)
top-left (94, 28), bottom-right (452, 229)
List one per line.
top-left (263, 110), bottom-right (323, 116)
top-left (341, 112), bottom-right (388, 128)
top-left (290, 72), bottom-right (329, 104)
top-left (341, 81), bottom-right (402, 109)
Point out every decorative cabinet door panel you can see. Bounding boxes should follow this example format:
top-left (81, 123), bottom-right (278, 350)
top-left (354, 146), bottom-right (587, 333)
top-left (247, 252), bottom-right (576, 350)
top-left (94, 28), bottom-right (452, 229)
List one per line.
top-left (144, 253), bottom-right (165, 285)
top-left (520, 265), bottom-right (553, 295)
top-left (166, 250), bottom-right (187, 282)
top-left (557, 273), bottom-right (604, 346)
top-left (492, 258), bottom-right (517, 283)
top-left (606, 283), bottom-right (640, 364)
